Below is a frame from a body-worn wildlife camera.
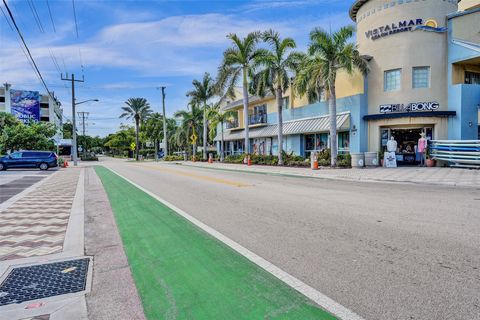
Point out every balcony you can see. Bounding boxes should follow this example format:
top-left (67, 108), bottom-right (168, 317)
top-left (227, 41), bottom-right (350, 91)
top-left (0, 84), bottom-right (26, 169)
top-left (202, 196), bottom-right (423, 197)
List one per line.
top-left (248, 114), bottom-right (267, 126)
top-left (226, 119), bottom-right (239, 129)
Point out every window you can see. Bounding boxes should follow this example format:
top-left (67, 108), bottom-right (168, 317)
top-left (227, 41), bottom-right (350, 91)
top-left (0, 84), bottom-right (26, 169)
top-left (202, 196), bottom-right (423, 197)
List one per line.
top-left (281, 97), bottom-right (290, 109)
top-left (465, 71), bottom-right (480, 85)
top-left (304, 133), bottom-right (328, 158)
top-left (413, 67), bottom-right (430, 88)
top-left (249, 104), bottom-right (267, 125)
top-left (338, 132), bottom-right (350, 152)
top-left (384, 69), bottom-right (401, 92)
top-left (10, 152), bottom-right (22, 159)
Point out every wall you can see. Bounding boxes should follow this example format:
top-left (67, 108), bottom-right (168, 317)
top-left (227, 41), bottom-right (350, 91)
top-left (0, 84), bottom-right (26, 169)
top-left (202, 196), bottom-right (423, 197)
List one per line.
top-left (451, 9), bottom-right (480, 43)
top-left (458, 0), bottom-right (480, 11)
top-left (355, 0), bottom-right (458, 115)
top-left (448, 84), bottom-right (480, 139)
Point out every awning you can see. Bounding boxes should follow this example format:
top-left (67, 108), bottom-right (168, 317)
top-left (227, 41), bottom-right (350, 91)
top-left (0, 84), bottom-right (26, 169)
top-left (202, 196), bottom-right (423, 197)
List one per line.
top-left (214, 113), bottom-right (350, 141)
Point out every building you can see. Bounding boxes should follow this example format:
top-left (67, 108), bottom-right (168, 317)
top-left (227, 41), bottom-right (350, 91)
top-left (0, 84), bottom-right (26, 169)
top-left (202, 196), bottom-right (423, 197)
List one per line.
top-left (0, 83), bottom-right (64, 142)
top-left (215, 0), bottom-right (480, 165)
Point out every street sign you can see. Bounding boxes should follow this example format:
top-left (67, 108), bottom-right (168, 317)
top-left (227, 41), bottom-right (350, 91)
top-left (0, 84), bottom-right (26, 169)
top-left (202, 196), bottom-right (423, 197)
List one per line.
top-left (130, 142), bottom-right (136, 151)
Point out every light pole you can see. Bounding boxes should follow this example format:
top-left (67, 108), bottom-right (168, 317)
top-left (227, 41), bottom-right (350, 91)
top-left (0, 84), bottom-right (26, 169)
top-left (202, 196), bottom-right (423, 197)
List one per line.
top-left (156, 87), bottom-right (167, 157)
top-left (72, 99), bottom-right (98, 166)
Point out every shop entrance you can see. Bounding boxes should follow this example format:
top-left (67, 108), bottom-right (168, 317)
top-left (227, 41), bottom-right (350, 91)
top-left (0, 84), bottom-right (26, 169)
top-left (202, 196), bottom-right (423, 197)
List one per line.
top-left (380, 126), bottom-right (433, 165)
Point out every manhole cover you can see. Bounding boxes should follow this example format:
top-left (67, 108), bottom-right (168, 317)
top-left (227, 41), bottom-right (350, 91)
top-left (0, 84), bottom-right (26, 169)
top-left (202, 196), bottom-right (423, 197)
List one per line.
top-left (0, 258), bottom-right (89, 306)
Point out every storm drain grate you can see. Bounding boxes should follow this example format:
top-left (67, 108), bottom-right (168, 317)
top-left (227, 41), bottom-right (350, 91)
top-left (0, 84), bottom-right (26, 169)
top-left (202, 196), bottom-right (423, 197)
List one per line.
top-left (0, 258), bottom-right (89, 306)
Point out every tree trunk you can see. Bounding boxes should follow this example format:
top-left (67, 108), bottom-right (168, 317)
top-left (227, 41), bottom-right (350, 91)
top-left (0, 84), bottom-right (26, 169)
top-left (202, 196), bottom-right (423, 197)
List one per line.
top-left (203, 103), bottom-right (208, 161)
top-left (242, 67), bottom-right (250, 154)
top-left (154, 139), bottom-right (158, 161)
top-left (329, 84), bottom-right (337, 167)
top-left (192, 143), bottom-right (197, 160)
top-left (276, 87), bottom-right (284, 166)
top-left (220, 123), bottom-right (225, 162)
top-left (135, 118), bottom-right (140, 161)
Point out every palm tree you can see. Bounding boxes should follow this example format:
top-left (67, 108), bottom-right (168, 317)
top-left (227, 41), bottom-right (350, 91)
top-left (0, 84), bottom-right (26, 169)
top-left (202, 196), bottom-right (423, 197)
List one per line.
top-left (217, 31), bottom-right (266, 155)
top-left (186, 72), bottom-right (217, 161)
top-left (207, 106), bottom-right (235, 162)
top-left (120, 97), bottom-right (152, 160)
top-left (174, 104), bottom-right (203, 160)
top-left (251, 30), bottom-right (303, 165)
top-left (143, 112), bottom-right (163, 160)
top-left (295, 26), bottom-right (368, 166)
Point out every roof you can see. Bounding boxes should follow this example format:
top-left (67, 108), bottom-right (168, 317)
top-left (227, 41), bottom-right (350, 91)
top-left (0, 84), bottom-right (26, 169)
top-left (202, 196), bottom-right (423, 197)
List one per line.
top-left (350, 0), bottom-right (462, 21)
top-left (214, 113), bottom-right (350, 141)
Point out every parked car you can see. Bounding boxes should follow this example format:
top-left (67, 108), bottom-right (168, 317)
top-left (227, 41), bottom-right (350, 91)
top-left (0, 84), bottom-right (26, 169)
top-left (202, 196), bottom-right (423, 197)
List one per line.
top-left (0, 151), bottom-right (58, 171)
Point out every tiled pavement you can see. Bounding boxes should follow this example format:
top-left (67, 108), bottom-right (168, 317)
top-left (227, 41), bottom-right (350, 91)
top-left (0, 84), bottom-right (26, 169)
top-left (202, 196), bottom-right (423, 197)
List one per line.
top-left (0, 169), bottom-right (80, 261)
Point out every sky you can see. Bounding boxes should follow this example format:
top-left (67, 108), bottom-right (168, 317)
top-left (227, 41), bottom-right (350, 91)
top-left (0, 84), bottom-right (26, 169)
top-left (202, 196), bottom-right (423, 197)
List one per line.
top-left (0, 0), bottom-right (352, 137)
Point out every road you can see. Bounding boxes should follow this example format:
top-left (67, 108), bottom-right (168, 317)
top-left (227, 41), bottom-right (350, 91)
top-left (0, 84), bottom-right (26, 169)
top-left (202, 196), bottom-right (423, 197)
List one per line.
top-left (101, 158), bottom-right (480, 320)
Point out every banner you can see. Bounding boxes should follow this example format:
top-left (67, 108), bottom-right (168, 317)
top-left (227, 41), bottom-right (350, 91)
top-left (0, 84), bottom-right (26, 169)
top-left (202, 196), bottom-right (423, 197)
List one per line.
top-left (10, 90), bottom-right (40, 124)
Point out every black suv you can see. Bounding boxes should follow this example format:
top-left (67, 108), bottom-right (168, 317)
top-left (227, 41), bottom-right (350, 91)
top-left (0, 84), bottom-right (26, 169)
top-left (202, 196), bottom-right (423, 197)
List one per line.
top-left (0, 151), bottom-right (58, 171)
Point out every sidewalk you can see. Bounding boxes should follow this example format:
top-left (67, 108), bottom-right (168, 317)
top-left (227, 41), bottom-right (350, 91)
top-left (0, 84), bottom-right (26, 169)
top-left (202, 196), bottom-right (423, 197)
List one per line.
top-left (0, 167), bottom-right (89, 320)
top-left (174, 161), bottom-right (480, 188)
top-left (0, 166), bottom-right (146, 320)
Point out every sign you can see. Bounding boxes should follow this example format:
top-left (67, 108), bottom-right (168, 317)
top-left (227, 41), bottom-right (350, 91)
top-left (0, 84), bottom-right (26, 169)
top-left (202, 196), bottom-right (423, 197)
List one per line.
top-left (365, 19), bottom-right (424, 40)
top-left (10, 90), bottom-right (40, 124)
top-left (130, 142), bottom-right (136, 151)
top-left (380, 101), bottom-right (439, 114)
top-left (384, 152), bottom-right (397, 168)
top-left (365, 18), bottom-right (446, 41)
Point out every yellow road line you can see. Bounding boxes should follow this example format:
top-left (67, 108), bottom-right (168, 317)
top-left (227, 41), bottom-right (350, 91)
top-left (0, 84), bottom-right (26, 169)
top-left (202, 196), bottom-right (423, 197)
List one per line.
top-left (133, 164), bottom-right (252, 188)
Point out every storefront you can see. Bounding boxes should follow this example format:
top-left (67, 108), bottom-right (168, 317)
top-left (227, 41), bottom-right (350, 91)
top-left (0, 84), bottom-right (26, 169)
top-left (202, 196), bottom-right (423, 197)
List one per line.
top-left (304, 132), bottom-right (350, 158)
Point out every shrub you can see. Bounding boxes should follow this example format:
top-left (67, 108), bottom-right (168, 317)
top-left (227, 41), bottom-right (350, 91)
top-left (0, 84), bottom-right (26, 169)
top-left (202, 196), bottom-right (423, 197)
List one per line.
top-left (337, 153), bottom-right (351, 168)
top-left (224, 154), bottom-right (245, 164)
top-left (318, 159), bottom-right (330, 167)
top-left (164, 155), bottom-right (184, 161)
top-left (81, 155), bottom-right (98, 161)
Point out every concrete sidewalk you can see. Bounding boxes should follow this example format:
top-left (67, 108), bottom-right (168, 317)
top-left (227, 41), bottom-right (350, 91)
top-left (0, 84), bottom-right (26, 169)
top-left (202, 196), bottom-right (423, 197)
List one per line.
top-left (174, 161), bottom-right (480, 188)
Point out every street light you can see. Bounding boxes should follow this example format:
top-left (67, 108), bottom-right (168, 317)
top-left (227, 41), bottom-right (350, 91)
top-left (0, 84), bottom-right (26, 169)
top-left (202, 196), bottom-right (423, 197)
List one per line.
top-left (72, 98), bottom-right (99, 166)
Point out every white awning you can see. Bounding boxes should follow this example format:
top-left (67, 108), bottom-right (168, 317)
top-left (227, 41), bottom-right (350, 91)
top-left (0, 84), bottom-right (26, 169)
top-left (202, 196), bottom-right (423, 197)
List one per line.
top-left (214, 112), bottom-right (350, 141)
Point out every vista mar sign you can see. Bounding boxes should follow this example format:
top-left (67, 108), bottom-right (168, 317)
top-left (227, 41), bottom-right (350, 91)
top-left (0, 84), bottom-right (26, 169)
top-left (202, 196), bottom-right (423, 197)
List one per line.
top-left (366, 18), bottom-right (424, 40)
top-left (379, 102), bottom-right (439, 113)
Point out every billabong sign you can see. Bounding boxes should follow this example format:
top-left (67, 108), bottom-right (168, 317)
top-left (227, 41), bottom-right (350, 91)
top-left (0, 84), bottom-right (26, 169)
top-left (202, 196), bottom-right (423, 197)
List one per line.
top-left (365, 19), bottom-right (424, 40)
top-left (379, 102), bottom-right (440, 113)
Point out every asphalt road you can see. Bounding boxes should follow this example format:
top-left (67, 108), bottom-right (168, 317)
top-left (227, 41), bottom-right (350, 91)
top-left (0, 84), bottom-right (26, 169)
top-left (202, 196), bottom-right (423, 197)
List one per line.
top-left (101, 158), bottom-right (480, 320)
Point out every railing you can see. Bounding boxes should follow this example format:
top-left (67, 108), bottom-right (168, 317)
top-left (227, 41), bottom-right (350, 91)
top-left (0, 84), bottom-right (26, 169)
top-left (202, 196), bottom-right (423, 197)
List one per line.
top-left (225, 119), bottom-right (239, 129)
top-left (248, 114), bottom-right (267, 125)
top-left (430, 140), bottom-right (480, 168)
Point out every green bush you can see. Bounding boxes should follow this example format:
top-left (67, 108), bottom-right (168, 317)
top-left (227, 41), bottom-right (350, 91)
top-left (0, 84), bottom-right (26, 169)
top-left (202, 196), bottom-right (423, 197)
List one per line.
top-left (164, 155), bottom-right (184, 161)
top-left (318, 159), bottom-right (330, 167)
top-left (337, 153), bottom-right (351, 168)
top-left (224, 154), bottom-right (245, 164)
top-left (81, 155), bottom-right (98, 161)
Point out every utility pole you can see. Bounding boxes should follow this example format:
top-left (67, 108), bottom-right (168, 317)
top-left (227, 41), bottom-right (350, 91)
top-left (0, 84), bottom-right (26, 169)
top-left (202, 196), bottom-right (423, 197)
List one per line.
top-left (159, 86), bottom-right (168, 156)
top-left (61, 73), bottom-right (84, 166)
top-left (77, 111), bottom-right (89, 159)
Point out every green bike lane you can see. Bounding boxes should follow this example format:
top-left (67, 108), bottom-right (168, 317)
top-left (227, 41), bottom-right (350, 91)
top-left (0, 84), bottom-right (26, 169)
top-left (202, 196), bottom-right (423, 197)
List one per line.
top-left (94, 166), bottom-right (336, 320)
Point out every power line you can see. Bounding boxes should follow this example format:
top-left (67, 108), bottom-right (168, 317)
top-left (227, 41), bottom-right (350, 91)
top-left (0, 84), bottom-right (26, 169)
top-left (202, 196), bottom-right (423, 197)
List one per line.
top-left (45, 0), bottom-right (56, 32)
top-left (72, 0), bottom-right (79, 38)
top-left (2, 0), bottom-right (54, 101)
top-left (27, 0), bottom-right (44, 33)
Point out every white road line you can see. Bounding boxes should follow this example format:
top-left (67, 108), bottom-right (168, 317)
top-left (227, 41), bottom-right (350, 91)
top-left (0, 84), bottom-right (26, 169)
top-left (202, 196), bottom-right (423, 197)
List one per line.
top-left (105, 166), bottom-right (365, 320)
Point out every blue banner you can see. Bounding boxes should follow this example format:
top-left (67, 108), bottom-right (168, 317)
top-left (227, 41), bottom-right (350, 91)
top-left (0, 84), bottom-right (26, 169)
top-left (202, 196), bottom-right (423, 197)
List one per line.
top-left (10, 90), bottom-right (40, 124)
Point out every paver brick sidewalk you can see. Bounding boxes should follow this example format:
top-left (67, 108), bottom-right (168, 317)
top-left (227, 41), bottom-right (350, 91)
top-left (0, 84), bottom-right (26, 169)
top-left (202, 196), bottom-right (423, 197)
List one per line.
top-left (0, 169), bottom-right (81, 261)
top-left (175, 161), bottom-right (480, 187)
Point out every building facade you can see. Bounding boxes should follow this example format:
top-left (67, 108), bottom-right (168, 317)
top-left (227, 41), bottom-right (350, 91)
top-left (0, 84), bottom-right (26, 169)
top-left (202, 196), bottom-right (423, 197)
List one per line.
top-left (215, 0), bottom-right (480, 165)
top-left (0, 83), bottom-right (64, 142)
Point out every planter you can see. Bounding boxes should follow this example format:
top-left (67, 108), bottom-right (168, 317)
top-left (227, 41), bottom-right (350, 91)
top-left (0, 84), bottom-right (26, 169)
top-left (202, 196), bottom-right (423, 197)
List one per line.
top-left (365, 152), bottom-right (379, 167)
top-left (426, 159), bottom-right (436, 167)
top-left (350, 153), bottom-right (365, 168)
